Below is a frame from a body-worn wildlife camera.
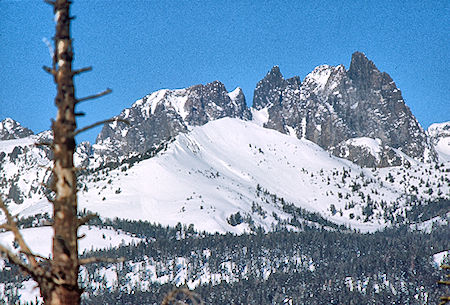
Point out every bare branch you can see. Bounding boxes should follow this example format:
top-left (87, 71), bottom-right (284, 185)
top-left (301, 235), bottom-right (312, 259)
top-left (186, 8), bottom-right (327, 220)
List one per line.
top-left (75, 88), bottom-right (112, 104)
top-left (0, 244), bottom-right (34, 275)
top-left (35, 142), bottom-right (54, 148)
top-left (78, 256), bottom-right (125, 265)
top-left (20, 250), bottom-right (50, 262)
top-left (72, 118), bottom-right (130, 137)
top-left (0, 198), bottom-right (39, 268)
top-left (72, 66), bottom-right (92, 76)
top-left (75, 112), bottom-right (86, 117)
top-left (37, 165), bottom-right (53, 171)
top-left (43, 65), bottom-right (56, 76)
top-left (440, 297), bottom-right (450, 305)
top-left (77, 214), bottom-right (99, 227)
top-left (44, 0), bottom-right (55, 6)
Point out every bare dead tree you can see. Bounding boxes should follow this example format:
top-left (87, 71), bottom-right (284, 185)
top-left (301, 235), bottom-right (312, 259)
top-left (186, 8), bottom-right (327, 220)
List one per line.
top-left (0, 1), bottom-right (127, 304)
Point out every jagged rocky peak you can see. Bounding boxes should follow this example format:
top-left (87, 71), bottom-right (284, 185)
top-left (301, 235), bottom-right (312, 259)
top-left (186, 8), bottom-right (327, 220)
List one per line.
top-left (95, 80), bottom-right (251, 162)
top-left (228, 87), bottom-right (245, 104)
top-left (348, 52), bottom-right (379, 86)
top-left (348, 52), bottom-right (398, 92)
top-left (428, 121), bottom-right (450, 163)
top-left (253, 66), bottom-right (301, 110)
top-left (0, 118), bottom-right (33, 140)
top-left (184, 80), bottom-right (251, 126)
top-left (251, 52), bottom-right (437, 167)
top-left (302, 64), bottom-right (347, 97)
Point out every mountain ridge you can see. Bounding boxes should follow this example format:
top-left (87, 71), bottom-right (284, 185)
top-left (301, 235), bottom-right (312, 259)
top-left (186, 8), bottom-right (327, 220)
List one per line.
top-left (1, 117), bottom-right (449, 235)
top-left (0, 51), bottom-right (449, 235)
top-left (91, 51), bottom-right (438, 168)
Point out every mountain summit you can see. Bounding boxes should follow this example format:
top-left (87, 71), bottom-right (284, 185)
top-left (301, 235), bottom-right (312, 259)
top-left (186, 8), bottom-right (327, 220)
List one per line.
top-left (252, 52), bottom-right (436, 167)
top-left (95, 81), bottom-right (251, 162)
top-left (92, 52), bottom-right (437, 167)
top-left (0, 52), bottom-right (448, 234)
top-left (0, 118), bottom-right (33, 140)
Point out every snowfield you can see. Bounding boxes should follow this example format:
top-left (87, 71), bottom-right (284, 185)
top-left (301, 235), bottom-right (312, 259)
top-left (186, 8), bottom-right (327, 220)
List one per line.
top-left (1, 118), bottom-right (449, 234)
top-left (0, 225), bottom-right (142, 260)
top-left (71, 118), bottom-right (448, 233)
top-left (0, 117), bottom-right (448, 304)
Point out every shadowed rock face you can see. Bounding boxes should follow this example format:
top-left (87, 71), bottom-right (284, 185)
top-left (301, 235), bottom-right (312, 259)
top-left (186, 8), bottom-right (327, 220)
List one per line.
top-left (184, 81), bottom-right (251, 126)
top-left (252, 52), bottom-right (436, 167)
top-left (0, 118), bottom-right (33, 140)
top-left (95, 81), bottom-right (251, 161)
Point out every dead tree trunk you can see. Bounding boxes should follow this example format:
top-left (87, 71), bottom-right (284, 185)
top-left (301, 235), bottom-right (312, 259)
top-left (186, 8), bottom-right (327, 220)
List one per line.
top-left (39, 0), bottom-right (81, 303)
top-left (0, 1), bottom-right (125, 304)
top-left (39, 1), bottom-right (123, 302)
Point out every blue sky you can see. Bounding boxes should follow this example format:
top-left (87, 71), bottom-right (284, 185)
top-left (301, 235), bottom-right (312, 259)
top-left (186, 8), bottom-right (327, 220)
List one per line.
top-left (0, 0), bottom-right (448, 143)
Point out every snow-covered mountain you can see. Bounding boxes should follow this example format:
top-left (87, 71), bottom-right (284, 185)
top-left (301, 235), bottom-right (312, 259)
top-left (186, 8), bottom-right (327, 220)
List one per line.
top-left (252, 52), bottom-right (436, 167)
top-left (92, 52), bottom-right (437, 169)
top-left (0, 118), bottom-right (33, 140)
top-left (428, 121), bottom-right (450, 162)
top-left (1, 118), bottom-right (449, 234)
top-left (94, 81), bottom-right (250, 163)
top-left (0, 52), bottom-right (448, 235)
top-left (83, 118), bottom-right (450, 233)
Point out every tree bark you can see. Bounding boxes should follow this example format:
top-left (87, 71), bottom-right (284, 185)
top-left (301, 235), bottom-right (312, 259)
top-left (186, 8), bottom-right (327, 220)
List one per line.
top-left (0, 1), bottom-right (124, 303)
top-left (39, 0), bottom-right (81, 303)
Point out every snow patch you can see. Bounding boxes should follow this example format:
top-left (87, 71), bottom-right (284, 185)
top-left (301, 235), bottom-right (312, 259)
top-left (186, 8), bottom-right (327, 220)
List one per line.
top-left (346, 137), bottom-right (382, 161)
top-left (0, 226), bottom-right (142, 258)
top-left (228, 87), bottom-right (242, 102)
top-left (433, 251), bottom-right (449, 268)
top-left (251, 107), bottom-right (269, 127)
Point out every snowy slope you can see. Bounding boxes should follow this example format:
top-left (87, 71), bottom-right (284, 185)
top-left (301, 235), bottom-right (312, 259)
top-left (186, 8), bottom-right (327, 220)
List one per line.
top-left (1, 118), bottom-right (449, 235)
top-left (0, 226), bottom-right (142, 259)
top-left (68, 118), bottom-right (449, 233)
top-left (0, 132), bottom-right (92, 218)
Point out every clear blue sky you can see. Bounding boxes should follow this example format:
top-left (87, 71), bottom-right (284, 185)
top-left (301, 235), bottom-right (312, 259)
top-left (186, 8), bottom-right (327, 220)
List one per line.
top-left (0, 0), bottom-right (448, 143)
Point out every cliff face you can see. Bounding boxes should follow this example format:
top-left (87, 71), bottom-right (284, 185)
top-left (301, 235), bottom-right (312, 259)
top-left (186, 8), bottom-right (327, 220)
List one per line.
top-left (95, 81), bottom-right (251, 161)
top-left (252, 52), bottom-right (436, 167)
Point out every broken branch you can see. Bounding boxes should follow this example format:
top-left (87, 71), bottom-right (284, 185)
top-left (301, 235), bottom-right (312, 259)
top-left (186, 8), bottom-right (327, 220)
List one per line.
top-left (0, 198), bottom-right (39, 268)
top-left (43, 65), bottom-right (56, 76)
top-left (75, 88), bottom-right (112, 104)
top-left (77, 214), bottom-right (99, 227)
top-left (72, 66), bottom-right (92, 76)
top-left (72, 118), bottom-right (129, 137)
top-left (78, 256), bottom-right (125, 265)
top-left (0, 244), bottom-right (34, 275)
top-left (35, 142), bottom-right (54, 148)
